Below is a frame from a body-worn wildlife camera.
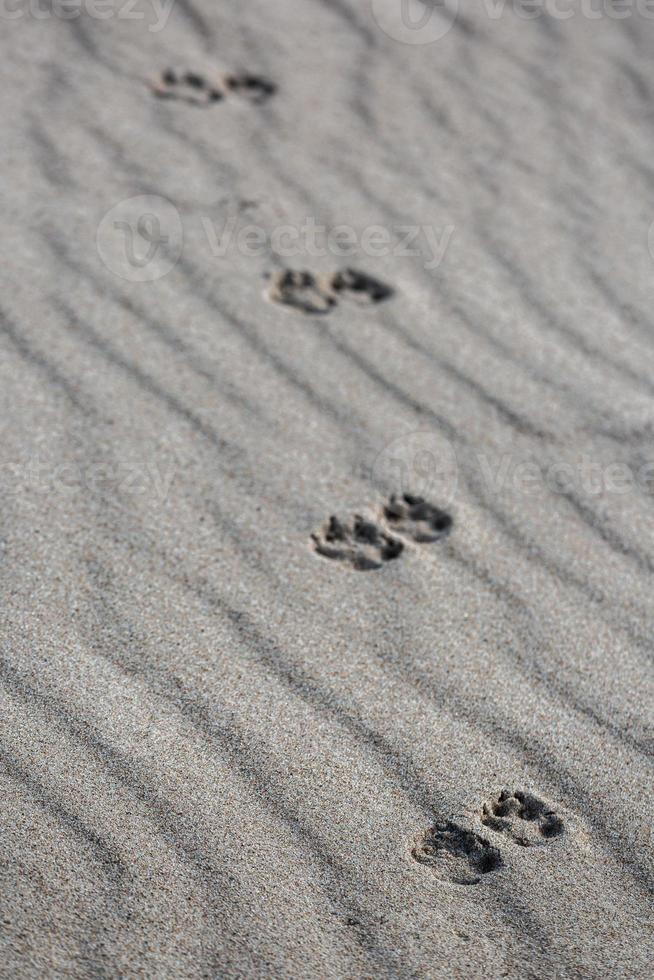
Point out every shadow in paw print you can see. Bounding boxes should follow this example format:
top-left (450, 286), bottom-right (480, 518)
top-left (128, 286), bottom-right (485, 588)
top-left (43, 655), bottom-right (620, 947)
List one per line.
top-left (311, 515), bottom-right (403, 571)
top-left (152, 69), bottom-right (224, 106)
top-left (481, 790), bottom-right (564, 847)
top-left (382, 494), bottom-right (452, 543)
top-left (329, 268), bottom-right (394, 305)
top-left (412, 821), bottom-right (502, 885)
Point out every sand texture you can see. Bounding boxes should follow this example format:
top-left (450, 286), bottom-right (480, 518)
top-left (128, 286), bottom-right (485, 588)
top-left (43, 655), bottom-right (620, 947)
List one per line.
top-left (1, 2), bottom-right (653, 977)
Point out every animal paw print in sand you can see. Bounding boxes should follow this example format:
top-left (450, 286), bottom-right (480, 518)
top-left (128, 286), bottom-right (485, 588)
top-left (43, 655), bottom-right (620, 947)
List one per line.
top-left (152, 69), bottom-right (276, 107)
top-left (266, 270), bottom-right (337, 315)
top-left (329, 268), bottom-right (394, 305)
top-left (381, 494), bottom-right (452, 544)
top-left (481, 790), bottom-right (564, 847)
top-left (311, 494), bottom-right (452, 570)
top-left (223, 72), bottom-right (277, 104)
top-left (311, 515), bottom-right (403, 571)
top-left (412, 821), bottom-right (502, 885)
top-left (265, 268), bottom-right (393, 315)
top-left (152, 69), bottom-right (225, 106)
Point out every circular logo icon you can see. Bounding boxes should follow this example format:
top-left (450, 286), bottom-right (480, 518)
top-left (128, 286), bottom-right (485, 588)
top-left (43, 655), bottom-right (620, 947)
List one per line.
top-left (370, 0), bottom-right (459, 45)
top-left (96, 194), bottom-right (183, 282)
top-left (371, 430), bottom-right (458, 505)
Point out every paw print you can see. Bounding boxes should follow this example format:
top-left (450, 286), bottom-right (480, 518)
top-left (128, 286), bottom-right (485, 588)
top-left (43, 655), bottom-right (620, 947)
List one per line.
top-left (265, 268), bottom-right (393, 315)
top-left (412, 821), bottom-right (502, 885)
top-left (481, 790), bottom-right (564, 847)
top-left (381, 493), bottom-right (452, 543)
top-left (151, 69), bottom-right (276, 107)
top-left (311, 514), bottom-right (403, 571)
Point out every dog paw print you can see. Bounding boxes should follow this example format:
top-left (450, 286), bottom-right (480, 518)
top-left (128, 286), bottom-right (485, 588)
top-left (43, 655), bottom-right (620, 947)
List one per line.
top-left (481, 790), bottom-right (564, 847)
top-left (265, 270), bottom-right (336, 315)
top-left (412, 821), bottom-right (502, 885)
top-left (223, 72), bottom-right (277, 103)
top-left (151, 69), bottom-right (225, 106)
top-left (328, 268), bottom-right (394, 305)
top-left (381, 494), bottom-right (452, 543)
top-left (311, 515), bottom-right (403, 571)
top-left (151, 69), bottom-right (276, 107)
top-left (310, 493), bottom-right (453, 571)
top-left (265, 268), bottom-right (393, 315)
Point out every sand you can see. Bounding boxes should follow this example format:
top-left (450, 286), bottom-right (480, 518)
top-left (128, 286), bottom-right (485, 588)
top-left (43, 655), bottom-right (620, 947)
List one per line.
top-left (1, 1), bottom-right (653, 977)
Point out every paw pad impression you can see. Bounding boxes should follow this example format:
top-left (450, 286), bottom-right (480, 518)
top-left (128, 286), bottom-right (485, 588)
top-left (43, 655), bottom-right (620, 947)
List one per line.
top-left (152, 69), bottom-right (276, 106)
top-left (481, 790), bottom-right (564, 847)
top-left (382, 493), bottom-right (452, 543)
top-left (311, 514), bottom-right (403, 571)
top-left (265, 268), bottom-right (393, 315)
top-left (412, 821), bottom-right (502, 885)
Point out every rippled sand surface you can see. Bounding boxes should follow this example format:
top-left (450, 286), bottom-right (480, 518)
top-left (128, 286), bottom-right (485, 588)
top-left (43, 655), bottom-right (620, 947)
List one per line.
top-left (1, 3), bottom-right (653, 976)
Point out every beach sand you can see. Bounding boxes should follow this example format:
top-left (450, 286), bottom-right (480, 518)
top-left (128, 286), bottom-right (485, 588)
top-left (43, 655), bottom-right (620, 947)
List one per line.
top-left (1, 2), bottom-right (653, 976)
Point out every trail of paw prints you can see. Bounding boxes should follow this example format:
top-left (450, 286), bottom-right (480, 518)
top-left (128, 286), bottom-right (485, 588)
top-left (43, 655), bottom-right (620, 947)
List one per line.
top-left (481, 790), bottom-right (564, 847)
top-left (412, 821), bottom-right (502, 886)
top-left (151, 69), bottom-right (276, 106)
top-left (311, 515), bottom-right (403, 571)
top-left (265, 268), bottom-right (394, 315)
top-left (311, 495), bottom-right (452, 571)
